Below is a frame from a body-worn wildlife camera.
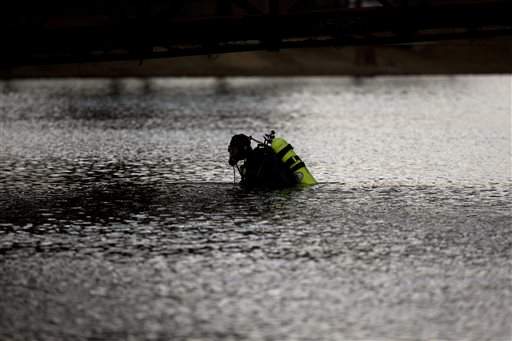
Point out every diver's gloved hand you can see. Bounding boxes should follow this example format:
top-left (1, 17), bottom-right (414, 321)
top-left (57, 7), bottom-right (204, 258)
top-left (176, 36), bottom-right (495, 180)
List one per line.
top-left (228, 134), bottom-right (252, 166)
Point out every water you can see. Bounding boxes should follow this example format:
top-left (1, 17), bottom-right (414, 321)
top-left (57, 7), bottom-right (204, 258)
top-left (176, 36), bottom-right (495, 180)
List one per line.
top-left (0, 77), bottom-right (511, 340)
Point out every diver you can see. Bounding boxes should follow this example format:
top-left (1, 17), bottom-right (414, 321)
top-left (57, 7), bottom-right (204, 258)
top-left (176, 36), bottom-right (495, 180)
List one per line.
top-left (228, 130), bottom-right (317, 189)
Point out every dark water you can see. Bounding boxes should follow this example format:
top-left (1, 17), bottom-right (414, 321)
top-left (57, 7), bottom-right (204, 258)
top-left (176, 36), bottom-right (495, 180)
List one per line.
top-left (0, 77), bottom-right (511, 340)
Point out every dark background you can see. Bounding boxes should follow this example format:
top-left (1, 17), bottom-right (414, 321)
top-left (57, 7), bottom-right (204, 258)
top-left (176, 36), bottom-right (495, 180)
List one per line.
top-left (1, 0), bottom-right (511, 77)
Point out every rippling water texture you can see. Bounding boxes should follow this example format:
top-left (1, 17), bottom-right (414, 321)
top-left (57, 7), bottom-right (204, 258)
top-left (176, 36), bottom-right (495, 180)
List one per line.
top-left (0, 77), bottom-right (511, 340)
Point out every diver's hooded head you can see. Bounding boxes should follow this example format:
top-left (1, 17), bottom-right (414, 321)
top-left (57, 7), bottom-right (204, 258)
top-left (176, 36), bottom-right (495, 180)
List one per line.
top-left (228, 134), bottom-right (251, 166)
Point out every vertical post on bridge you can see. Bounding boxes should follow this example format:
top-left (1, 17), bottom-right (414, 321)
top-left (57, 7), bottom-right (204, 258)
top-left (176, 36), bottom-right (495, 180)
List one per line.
top-left (217, 0), bottom-right (233, 16)
top-left (267, 0), bottom-right (280, 51)
top-left (269, 0), bottom-right (279, 15)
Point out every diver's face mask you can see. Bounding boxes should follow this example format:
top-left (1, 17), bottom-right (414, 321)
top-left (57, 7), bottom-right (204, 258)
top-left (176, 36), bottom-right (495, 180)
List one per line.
top-left (228, 134), bottom-right (251, 166)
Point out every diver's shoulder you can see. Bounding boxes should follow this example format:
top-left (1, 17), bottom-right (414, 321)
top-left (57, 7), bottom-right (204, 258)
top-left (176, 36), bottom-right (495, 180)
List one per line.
top-left (252, 144), bottom-right (274, 155)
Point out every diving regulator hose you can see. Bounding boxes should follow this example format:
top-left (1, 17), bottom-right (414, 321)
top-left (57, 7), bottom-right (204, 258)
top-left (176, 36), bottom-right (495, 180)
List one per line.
top-left (233, 164), bottom-right (242, 184)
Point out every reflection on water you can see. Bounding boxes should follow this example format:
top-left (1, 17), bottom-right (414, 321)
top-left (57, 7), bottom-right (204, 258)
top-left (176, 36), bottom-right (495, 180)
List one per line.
top-left (0, 77), bottom-right (511, 340)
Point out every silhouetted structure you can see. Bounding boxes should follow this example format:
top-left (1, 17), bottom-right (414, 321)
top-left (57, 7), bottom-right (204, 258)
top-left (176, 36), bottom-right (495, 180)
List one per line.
top-left (1, 0), bottom-right (511, 67)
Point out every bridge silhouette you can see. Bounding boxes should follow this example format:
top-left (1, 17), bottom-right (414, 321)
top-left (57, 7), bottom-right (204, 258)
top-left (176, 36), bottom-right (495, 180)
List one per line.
top-left (1, 0), bottom-right (511, 66)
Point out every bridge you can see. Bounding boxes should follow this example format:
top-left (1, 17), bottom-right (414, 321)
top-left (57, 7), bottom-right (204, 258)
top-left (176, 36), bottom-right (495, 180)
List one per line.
top-left (1, 0), bottom-right (511, 67)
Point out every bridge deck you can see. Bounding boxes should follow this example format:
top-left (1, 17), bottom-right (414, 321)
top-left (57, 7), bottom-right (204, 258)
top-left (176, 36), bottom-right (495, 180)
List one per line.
top-left (1, 0), bottom-right (511, 66)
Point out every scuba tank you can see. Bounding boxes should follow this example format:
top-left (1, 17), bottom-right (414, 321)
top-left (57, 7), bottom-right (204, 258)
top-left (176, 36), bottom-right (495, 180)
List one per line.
top-left (264, 131), bottom-right (318, 185)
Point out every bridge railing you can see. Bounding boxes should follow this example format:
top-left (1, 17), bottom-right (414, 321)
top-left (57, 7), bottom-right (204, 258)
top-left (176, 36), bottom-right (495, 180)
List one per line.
top-left (1, 0), bottom-right (510, 66)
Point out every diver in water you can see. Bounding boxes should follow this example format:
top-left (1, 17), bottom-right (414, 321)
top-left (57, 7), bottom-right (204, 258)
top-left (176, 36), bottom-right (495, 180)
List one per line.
top-left (228, 131), bottom-right (317, 189)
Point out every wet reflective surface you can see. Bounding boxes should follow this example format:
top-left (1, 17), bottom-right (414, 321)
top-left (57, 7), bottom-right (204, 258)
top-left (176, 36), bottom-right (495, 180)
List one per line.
top-left (1, 77), bottom-right (511, 340)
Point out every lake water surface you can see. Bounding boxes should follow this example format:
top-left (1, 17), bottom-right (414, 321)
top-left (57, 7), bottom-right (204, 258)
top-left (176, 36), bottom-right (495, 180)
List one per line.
top-left (0, 76), bottom-right (511, 340)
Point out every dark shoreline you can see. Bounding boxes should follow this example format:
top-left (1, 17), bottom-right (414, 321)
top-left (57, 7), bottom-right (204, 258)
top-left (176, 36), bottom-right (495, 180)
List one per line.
top-left (2, 37), bottom-right (511, 79)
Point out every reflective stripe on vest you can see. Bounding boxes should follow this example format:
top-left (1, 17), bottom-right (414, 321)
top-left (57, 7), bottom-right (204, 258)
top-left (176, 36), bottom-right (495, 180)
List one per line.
top-left (276, 144), bottom-right (293, 160)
